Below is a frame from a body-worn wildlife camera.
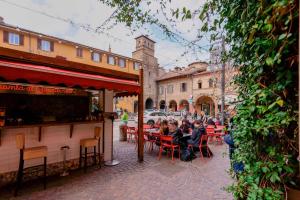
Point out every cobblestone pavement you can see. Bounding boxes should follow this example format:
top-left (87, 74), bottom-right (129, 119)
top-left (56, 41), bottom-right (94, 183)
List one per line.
top-left (0, 141), bottom-right (233, 200)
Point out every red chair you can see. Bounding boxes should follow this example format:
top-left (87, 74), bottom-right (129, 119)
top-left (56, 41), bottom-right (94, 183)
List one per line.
top-left (134, 129), bottom-right (146, 150)
top-left (207, 125), bottom-right (215, 129)
top-left (143, 124), bottom-right (152, 129)
top-left (127, 127), bottom-right (137, 143)
top-left (215, 125), bottom-right (226, 144)
top-left (206, 127), bottom-right (215, 143)
top-left (158, 136), bottom-right (180, 161)
top-left (216, 125), bottom-right (225, 130)
top-left (149, 132), bottom-right (161, 152)
top-left (199, 135), bottom-right (211, 159)
top-left (144, 131), bottom-right (160, 152)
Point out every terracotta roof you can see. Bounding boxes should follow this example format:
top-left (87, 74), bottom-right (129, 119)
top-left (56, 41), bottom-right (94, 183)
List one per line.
top-left (156, 62), bottom-right (208, 81)
top-left (134, 35), bottom-right (156, 43)
top-left (156, 67), bottom-right (206, 81)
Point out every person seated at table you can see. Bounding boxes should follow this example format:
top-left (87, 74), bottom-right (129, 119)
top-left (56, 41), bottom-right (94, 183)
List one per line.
top-left (215, 116), bottom-right (221, 126)
top-left (159, 120), bottom-right (169, 136)
top-left (180, 119), bottom-right (191, 134)
top-left (187, 120), bottom-right (206, 149)
top-left (207, 117), bottom-right (216, 126)
top-left (168, 120), bottom-right (183, 145)
top-left (154, 118), bottom-right (162, 128)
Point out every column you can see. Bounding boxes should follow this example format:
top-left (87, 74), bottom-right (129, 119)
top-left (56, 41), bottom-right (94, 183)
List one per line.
top-left (104, 89), bottom-right (113, 161)
top-left (138, 68), bottom-right (144, 162)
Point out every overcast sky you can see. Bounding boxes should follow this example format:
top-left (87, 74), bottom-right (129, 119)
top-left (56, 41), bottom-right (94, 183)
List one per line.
top-left (0, 0), bottom-right (210, 70)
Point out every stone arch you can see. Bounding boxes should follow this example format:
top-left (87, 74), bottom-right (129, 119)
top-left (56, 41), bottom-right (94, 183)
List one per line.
top-left (195, 96), bottom-right (216, 116)
top-left (159, 100), bottom-right (166, 110)
top-left (145, 98), bottom-right (154, 110)
top-left (169, 100), bottom-right (177, 112)
top-left (179, 99), bottom-right (189, 112)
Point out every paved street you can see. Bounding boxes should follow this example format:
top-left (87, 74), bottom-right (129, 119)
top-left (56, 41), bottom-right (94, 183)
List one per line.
top-left (0, 122), bottom-right (233, 200)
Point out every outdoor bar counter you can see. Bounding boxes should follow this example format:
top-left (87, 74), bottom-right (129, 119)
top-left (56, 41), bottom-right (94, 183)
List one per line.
top-left (0, 84), bottom-right (116, 186)
top-left (0, 57), bottom-right (143, 187)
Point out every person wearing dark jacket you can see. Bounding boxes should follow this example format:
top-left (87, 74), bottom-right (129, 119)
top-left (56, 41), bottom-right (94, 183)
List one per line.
top-left (168, 120), bottom-right (183, 145)
top-left (180, 119), bottom-right (191, 134)
top-left (187, 120), bottom-right (205, 148)
top-left (207, 117), bottom-right (215, 126)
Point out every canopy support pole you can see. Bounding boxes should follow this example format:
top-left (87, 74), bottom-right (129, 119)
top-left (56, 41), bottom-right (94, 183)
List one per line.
top-left (138, 68), bottom-right (144, 162)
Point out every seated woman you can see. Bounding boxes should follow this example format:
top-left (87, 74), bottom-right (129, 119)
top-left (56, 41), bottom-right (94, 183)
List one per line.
top-left (168, 120), bottom-right (183, 145)
top-left (187, 120), bottom-right (206, 149)
top-left (154, 118), bottom-right (162, 129)
top-left (159, 120), bottom-right (169, 136)
top-left (180, 119), bottom-right (191, 134)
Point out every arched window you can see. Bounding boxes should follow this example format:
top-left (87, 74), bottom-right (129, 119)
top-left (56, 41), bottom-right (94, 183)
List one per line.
top-left (198, 80), bottom-right (202, 89)
top-left (209, 78), bottom-right (214, 88)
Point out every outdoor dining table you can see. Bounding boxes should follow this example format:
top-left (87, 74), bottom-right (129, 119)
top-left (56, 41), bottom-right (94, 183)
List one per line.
top-left (182, 133), bottom-right (192, 138)
top-left (145, 128), bottom-right (160, 134)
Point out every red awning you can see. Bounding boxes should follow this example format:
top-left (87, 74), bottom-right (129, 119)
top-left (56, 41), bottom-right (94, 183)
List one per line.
top-left (0, 60), bottom-right (141, 93)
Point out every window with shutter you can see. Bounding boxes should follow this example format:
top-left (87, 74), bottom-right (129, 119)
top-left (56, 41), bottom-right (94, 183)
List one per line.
top-left (20, 35), bottom-right (24, 45)
top-left (76, 48), bottom-right (83, 57)
top-left (8, 32), bottom-right (20, 45)
top-left (3, 31), bottom-right (8, 43)
top-left (39, 39), bottom-right (51, 51)
top-left (134, 62), bottom-right (141, 70)
top-left (107, 55), bottom-right (115, 65)
top-left (37, 38), bottom-right (41, 49)
top-left (50, 41), bottom-right (54, 52)
top-left (92, 52), bottom-right (100, 62)
top-left (118, 58), bottom-right (126, 68)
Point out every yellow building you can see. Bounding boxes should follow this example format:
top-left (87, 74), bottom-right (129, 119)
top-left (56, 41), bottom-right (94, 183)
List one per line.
top-left (0, 18), bottom-right (141, 77)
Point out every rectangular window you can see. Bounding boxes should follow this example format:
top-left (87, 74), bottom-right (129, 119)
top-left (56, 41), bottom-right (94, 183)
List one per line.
top-left (38, 39), bottom-right (53, 52)
top-left (76, 48), bottom-right (83, 57)
top-left (107, 55), bottom-right (115, 65)
top-left (134, 62), bottom-right (141, 70)
top-left (3, 31), bottom-right (24, 45)
top-left (159, 86), bottom-right (164, 95)
top-left (180, 83), bottom-right (187, 92)
top-left (118, 58), bottom-right (126, 68)
top-left (8, 32), bottom-right (20, 45)
top-left (167, 85), bottom-right (173, 94)
top-left (198, 81), bottom-right (202, 89)
top-left (91, 52), bottom-right (101, 62)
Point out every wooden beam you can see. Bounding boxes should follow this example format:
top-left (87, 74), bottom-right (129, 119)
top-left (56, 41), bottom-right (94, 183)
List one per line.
top-left (138, 68), bottom-right (144, 162)
top-left (0, 47), bottom-right (139, 81)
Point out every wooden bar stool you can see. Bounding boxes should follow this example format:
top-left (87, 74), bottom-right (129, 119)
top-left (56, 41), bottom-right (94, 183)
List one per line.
top-left (15, 133), bottom-right (48, 196)
top-left (79, 127), bottom-right (101, 173)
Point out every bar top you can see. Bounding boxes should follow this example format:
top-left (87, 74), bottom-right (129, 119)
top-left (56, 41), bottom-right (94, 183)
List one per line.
top-left (1, 120), bottom-right (104, 129)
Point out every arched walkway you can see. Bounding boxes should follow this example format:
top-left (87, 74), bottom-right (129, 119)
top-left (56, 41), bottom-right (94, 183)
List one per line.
top-left (169, 100), bottom-right (177, 112)
top-left (195, 96), bottom-right (216, 116)
top-left (179, 99), bottom-right (189, 112)
top-left (159, 100), bottom-right (166, 110)
top-left (145, 98), bottom-right (154, 110)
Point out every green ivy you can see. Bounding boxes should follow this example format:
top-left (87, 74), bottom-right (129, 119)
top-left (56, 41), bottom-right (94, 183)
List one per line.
top-left (199, 0), bottom-right (298, 199)
top-left (99, 0), bottom-right (298, 199)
